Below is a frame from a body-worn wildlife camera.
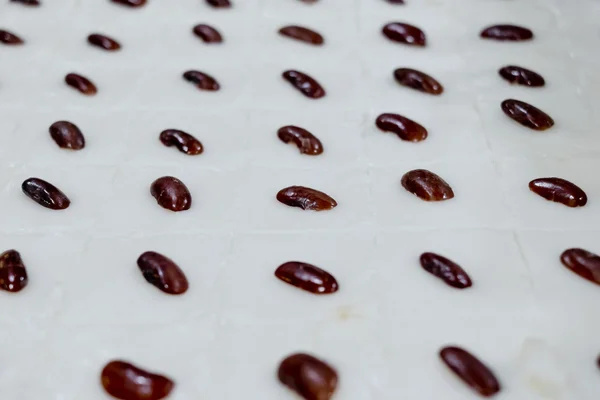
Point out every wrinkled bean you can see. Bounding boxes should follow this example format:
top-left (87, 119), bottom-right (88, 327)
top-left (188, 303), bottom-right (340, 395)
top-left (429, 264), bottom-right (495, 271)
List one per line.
top-left (275, 261), bottom-right (338, 294)
top-left (150, 176), bottom-right (192, 212)
top-left (440, 346), bottom-right (501, 397)
top-left (498, 66), bottom-right (545, 87)
top-left (137, 251), bottom-right (189, 295)
top-left (0, 29), bottom-right (24, 45)
top-left (279, 26), bottom-right (324, 45)
top-left (183, 70), bottom-right (220, 91)
top-left (277, 125), bottom-right (323, 155)
top-left (49, 121), bottom-right (85, 150)
top-left (529, 178), bottom-right (587, 208)
top-left (22, 177), bottom-right (70, 210)
top-left (375, 113), bottom-right (427, 142)
top-left (278, 353), bottom-right (338, 400)
top-left (65, 73), bottom-right (97, 95)
top-left (501, 99), bottom-right (554, 131)
top-left (159, 129), bottom-right (203, 156)
top-left (101, 360), bottom-right (174, 400)
top-left (0, 250), bottom-right (28, 293)
top-left (481, 25), bottom-right (533, 41)
top-left (193, 24), bottom-right (223, 43)
top-left (561, 248), bottom-right (600, 286)
top-left (282, 70), bottom-right (325, 99)
top-left (277, 186), bottom-right (337, 211)
top-left (420, 252), bottom-right (472, 289)
top-left (88, 33), bottom-right (121, 51)
top-left (394, 68), bottom-right (443, 95)
top-left (401, 169), bottom-right (454, 201)
top-left (382, 22), bottom-right (426, 46)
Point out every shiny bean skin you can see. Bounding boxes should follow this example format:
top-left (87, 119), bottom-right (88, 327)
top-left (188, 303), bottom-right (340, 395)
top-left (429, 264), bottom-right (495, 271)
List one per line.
top-left (101, 360), bottom-right (174, 400)
top-left (137, 251), bottom-right (189, 295)
top-left (275, 261), bottom-right (338, 294)
top-left (276, 186), bottom-right (337, 211)
top-left (0, 29), bottom-right (24, 45)
top-left (501, 99), bottom-right (554, 131)
top-left (193, 24), bottom-right (223, 43)
top-left (529, 178), bottom-right (587, 207)
top-left (278, 353), bottom-right (338, 400)
top-left (561, 248), bottom-right (600, 286)
top-left (183, 70), bottom-right (220, 91)
top-left (282, 70), bottom-right (326, 99)
top-left (394, 68), bottom-right (443, 95)
top-left (150, 176), bottom-right (192, 212)
top-left (21, 178), bottom-right (70, 210)
top-left (159, 129), bottom-right (204, 155)
top-left (401, 169), bottom-right (454, 201)
top-left (65, 73), bottom-right (97, 95)
top-left (420, 252), bottom-right (472, 289)
top-left (498, 66), bottom-right (545, 87)
top-left (440, 346), bottom-right (501, 397)
top-left (375, 113), bottom-right (428, 142)
top-left (481, 24), bottom-right (533, 41)
top-left (88, 33), bottom-right (121, 51)
top-left (277, 125), bottom-right (323, 155)
top-left (0, 250), bottom-right (28, 293)
top-left (382, 22), bottom-right (426, 46)
top-left (49, 121), bottom-right (85, 150)
top-left (279, 26), bottom-right (324, 45)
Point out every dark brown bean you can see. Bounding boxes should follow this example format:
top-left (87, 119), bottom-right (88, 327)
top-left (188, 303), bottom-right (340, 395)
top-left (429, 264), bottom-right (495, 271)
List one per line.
top-left (501, 99), bottom-right (554, 131)
top-left (10, 0), bottom-right (40, 6)
top-left (183, 70), bottom-right (220, 91)
top-left (137, 251), bottom-right (189, 295)
top-left (481, 25), bottom-right (533, 41)
top-left (49, 121), bottom-right (85, 150)
top-left (282, 70), bottom-right (325, 99)
top-left (193, 24), bottom-right (223, 43)
top-left (159, 129), bottom-right (203, 156)
top-left (150, 176), bottom-right (192, 212)
top-left (277, 126), bottom-right (323, 155)
top-left (65, 73), bottom-right (97, 96)
top-left (440, 346), bottom-right (501, 397)
top-left (375, 113), bottom-right (427, 142)
top-left (401, 169), bottom-right (454, 201)
top-left (0, 30), bottom-right (24, 45)
top-left (275, 261), bottom-right (338, 294)
top-left (278, 353), bottom-right (338, 400)
top-left (597, 354), bottom-right (600, 369)
top-left (394, 68), bottom-right (443, 95)
top-left (279, 26), bottom-right (324, 46)
top-left (206, 0), bottom-right (231, 7)
top-left (498, 66), bottom-right (545, 87)
top-left (101, 360), bottom-right (174, 400)
top-left (298, 0), bottom-right (318, 2)
top-left (529, 178), bottom-right (587, 208)
top-left (111, 0), bottom-right (147, 7)
top-left (386, 0), bottom-right (404, 3)
top-left (561, 248), bottom-right (600, 286)
top-left (0, 250), bottom-right (28, 293)
top-left (88, 33), bottom-right (121, 51)
top-left (22, 178), bottom-right (70, 210)
top-left (277, 186), bottom-right (337, 211)
top-left (382, 22), bottom-right (426, 46)
top-left (420, 253), bottom-right (472, 289)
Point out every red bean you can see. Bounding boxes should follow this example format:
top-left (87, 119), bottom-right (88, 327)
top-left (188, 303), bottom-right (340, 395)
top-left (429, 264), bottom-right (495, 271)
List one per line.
top-left (0, 250), bottom-right (28, 293)
top-left (561, 248), bottom-right (600, 286)
top-left (498, 66), bottom-right (545, 87)
top-left (49, 121), bottom-right (85, 150)
top-left (481, 25), bottom-right (533, 41)
top-left (282, 70), bottom-right (326, 99)
top-left (277, 126), bottom-right (323, 155)
top-left (276, 186), bottom-right (337, 211)
top-left (22, 178), bottom-right (70, 210)
top-left (101, 360), bottom-right (174, 400)
top-left (382, 22), bottom-right (426, 46)
top-left (65, 73), bottom-right (97, 96)
top-left (279, 26), bottom-right (324, 45)
top-left (401, 169), bottom-right (454, 201)
top-left (159, 129), bottom-right (203, 156)
top-left (137, 251), bottom-right (189, 295)
top-left (420, 252), bottom-right (472, 289)
top-left (206, 0), bottom-right (231, 7)
top-left (375, 113), bottom-right (428, 142)
top-left (193, 24), bottom-right (223, 43)
top-left (10, 0), bottom-right (40, 6)
top-left (88, 33), bottom-right (121, 51)
top-left (183, 70), bottom-right (220, 91)
top-left (501, 99), bottom-right (554, 131)
top-left (394, 68), bottom-right (443, 95)
top-left (529, 178), bottom-right (587, 208)
top-left (440, 346), bottom-right (501, 397)
top-left (150, 176), bottom-right (192, 212)
top-left (0, 29), bottom-right (24, 45)
top-left (278, 353), bottom-right (338, 400)
top-left (275, 261), bottom-right (338, 294)
top-left (111, 0), bottom-right (146, 7)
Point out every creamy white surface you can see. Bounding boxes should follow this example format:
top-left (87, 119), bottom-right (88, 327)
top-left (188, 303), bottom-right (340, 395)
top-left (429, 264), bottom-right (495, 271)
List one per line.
top-left (1, 0), bottom-right (600, 399)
